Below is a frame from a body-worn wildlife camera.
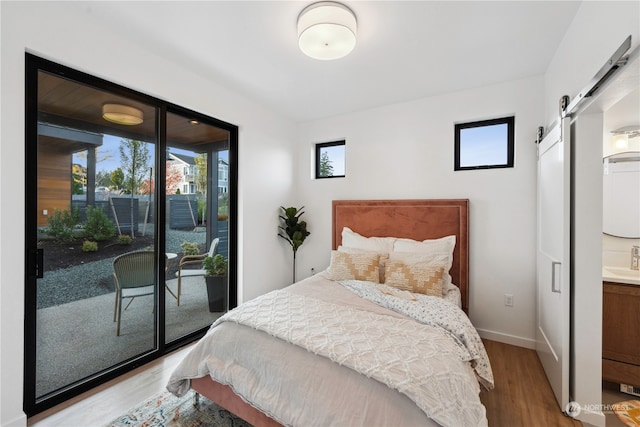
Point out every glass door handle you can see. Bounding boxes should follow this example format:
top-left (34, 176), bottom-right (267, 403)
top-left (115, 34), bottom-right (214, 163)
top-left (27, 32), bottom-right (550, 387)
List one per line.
top-left (30, 248), bottom-right (44, 279)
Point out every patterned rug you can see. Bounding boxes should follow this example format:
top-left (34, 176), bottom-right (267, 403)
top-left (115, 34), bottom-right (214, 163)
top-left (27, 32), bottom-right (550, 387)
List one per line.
top-left (105, 389), bottom-right (252, 427)
top-left (614, 400), bottom-right (640, 427)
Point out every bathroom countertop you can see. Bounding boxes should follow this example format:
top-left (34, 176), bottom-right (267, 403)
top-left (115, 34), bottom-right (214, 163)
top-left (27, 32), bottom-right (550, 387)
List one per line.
top-left (602, 266), bottom-right (640, 285)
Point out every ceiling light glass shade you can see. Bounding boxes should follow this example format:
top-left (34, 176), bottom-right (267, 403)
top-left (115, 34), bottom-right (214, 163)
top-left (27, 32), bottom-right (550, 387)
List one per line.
top-left (611, 125), bottom-right (640, 150)
top-left (297, 2), bottom-right (357, 60)
top-left (102, 103), bottom-right (144, 125)
top-left (612, 133), bottom-right (629, 150)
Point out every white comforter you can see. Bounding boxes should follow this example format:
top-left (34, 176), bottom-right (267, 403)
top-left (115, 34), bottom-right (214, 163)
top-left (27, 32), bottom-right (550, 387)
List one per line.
top-left (167, 273), bottom-right (493, 427)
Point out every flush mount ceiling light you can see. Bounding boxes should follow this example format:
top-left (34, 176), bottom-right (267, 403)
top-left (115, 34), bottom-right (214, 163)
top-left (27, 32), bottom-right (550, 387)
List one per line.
top-left (102, 103), bottom-right (144, 125)
top-left (297, 1), bottom-right (357, 60)
top-left (611, 125), bottom-right (640, 150)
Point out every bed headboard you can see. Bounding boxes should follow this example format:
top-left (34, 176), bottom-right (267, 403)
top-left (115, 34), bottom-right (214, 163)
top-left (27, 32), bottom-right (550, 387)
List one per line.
top-left (332, 199), bottom-right (469, 314)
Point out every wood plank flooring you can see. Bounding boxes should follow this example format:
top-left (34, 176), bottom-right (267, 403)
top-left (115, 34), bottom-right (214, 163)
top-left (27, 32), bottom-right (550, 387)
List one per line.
top-left (480, 339), bottom-right (582, 427)
top-left (29, 340), bottom-right (583, 426)
top-left (28, 344), bottom-right (196, 427)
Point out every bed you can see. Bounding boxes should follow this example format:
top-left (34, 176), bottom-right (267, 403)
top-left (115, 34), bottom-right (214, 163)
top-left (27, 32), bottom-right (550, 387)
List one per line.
top-left (167, 199), bottom-right (493, 427)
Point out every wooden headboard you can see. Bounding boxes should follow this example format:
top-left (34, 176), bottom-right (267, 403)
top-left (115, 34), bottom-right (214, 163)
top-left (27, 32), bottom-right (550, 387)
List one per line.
top-left (332, 199), bottom-right (469, 314)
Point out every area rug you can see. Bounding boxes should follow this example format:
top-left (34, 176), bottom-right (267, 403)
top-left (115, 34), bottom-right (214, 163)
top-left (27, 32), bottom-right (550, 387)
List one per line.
top-left (105, 389), bottom-right (252, 427)
top-left (614, 400), bottom-right (640, 426)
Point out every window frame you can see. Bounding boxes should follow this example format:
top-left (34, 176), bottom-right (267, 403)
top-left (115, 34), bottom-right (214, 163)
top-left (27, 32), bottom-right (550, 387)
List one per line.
top-left (454, 116), bottom-right (515, 171)
top-left (315, 140), bottom-right (346, 179)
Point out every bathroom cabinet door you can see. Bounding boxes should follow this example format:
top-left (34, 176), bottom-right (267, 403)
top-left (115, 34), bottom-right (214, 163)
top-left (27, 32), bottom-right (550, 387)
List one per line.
top-left (603, 282), bottom-right (640, 366)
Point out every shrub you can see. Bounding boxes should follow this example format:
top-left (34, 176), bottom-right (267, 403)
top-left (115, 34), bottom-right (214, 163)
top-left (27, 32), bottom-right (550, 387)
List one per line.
top-left (181, 241), bottom-right (200, 256)
top-left (204, 254), bottom-right (227, 276)
top-left (197, 199), bottom-right (206, 224)
top-left (117, 234), bottom-right (132, 245)
top-left (46, 208), bottom-right (80, 242)
top-left (82, 240), bottom-right (98, 252)
top-left (84, 206), bottom-right (116, 241)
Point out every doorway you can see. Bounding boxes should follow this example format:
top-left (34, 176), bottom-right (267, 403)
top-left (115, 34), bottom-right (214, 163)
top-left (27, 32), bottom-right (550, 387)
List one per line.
top-left (24, 54), bottom-right (238, 416)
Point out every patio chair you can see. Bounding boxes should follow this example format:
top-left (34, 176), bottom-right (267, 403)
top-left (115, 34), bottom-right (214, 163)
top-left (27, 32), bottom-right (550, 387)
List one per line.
top-left (175, 238), bottom-right (219, 306)
top-left (113, 250), bottom-right (156, 336)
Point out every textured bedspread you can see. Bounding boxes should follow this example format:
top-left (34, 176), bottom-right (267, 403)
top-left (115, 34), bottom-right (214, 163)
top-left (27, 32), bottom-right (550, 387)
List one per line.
top-left (338, 280), bottom-right (494, 391)
top-left (167, 273), bottom-right (491, 427)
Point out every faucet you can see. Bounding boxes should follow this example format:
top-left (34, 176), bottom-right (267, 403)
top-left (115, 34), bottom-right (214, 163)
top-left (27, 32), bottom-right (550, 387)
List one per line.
top-left (632, 246), bottom-right (640, 270)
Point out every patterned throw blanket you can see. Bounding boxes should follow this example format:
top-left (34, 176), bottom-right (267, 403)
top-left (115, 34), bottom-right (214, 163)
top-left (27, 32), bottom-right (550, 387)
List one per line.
top-left (213, 287), bottom-right (491, 427)
top-left (339, 279), bottom-right (494, 391)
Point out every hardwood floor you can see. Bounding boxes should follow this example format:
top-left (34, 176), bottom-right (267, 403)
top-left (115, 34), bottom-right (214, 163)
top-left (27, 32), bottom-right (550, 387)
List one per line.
top-left (27, 343), bottom-right (196, 427)
top-left (29, 339), bottom-right (582, 426)
top-left (481, 339), bottom-right (582, 427)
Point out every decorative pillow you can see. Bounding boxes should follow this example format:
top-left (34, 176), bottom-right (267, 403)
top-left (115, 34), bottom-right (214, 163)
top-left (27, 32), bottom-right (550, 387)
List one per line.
top-left (393, 235), bottom-right (456, 294)
top-left (384, 252), bottom-right (447, 297)
top-left (341, 227), bottom-right (395, 253)
top-left (338, 246), bottom-right (389, 283)
top-left (326, 250), bottom-right (381, 283)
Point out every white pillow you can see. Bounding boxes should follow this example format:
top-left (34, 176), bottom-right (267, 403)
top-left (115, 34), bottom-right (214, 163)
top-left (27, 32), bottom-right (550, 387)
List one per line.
top-left (341, 227), bottom-right (395, 253)
top-left (393, 235), bottom-right (456, 294)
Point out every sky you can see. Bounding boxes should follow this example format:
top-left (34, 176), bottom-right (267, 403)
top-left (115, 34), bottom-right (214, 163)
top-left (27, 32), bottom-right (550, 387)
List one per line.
top-left (322, 144), bottom-right (346, 176)
top-left (73, 134), bottom-right (228, 173)
top-left (459, 123), bottom-right (508, 167)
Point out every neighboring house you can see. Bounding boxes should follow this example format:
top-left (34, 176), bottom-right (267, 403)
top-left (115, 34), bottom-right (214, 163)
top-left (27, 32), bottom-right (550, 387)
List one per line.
top-left (218, 158), bottom-right (228, 194)
top-left (168, 152), bottom-right (197, 194)
top-left (168, 152), bottom-right (229, 195)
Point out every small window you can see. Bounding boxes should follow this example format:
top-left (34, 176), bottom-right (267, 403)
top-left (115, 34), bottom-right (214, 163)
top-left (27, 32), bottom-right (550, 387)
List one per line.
top-left (316, 140), bottom-right (346, 179)
top-left (454, 116), bottom-right (514, 171)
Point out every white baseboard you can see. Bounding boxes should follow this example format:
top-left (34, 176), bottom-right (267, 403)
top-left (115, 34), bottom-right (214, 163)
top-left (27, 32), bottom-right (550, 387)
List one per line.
top-left (576, 408), bottom-right (606, 427)
top-left (2, 412), bottom-right (27, 427)
top-left (476, 328), bottom-right (536, 349)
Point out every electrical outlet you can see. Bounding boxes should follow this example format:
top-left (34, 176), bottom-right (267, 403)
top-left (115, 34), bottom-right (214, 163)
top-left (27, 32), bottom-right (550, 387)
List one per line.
top-left (311, 267), bottom-right (315, 275)
top-left (504, 293), bottom-right (514, 307)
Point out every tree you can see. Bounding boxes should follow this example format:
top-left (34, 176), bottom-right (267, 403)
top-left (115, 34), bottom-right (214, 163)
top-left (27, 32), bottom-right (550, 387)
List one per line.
top-left (194, 154), bottom-right (208, 195)
top-left (319, 151), bottom-right (334, 177)
top-left (110, 168), bottom-right (125, 191)
top-left (96, 170), bottom-right (114, 188)
top-left (119, 139), bottom-right (150, 238)
top-left (72, 163), bottom-right (87, 194)
top-left (165, 162), bottom-right (182, 195)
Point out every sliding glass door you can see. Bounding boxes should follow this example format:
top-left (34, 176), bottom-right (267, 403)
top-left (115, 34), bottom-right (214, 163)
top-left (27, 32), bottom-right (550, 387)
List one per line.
top-left (24, 54), bottom-right (237, 416)
top-left (164, 111), bottom-right (231, 343)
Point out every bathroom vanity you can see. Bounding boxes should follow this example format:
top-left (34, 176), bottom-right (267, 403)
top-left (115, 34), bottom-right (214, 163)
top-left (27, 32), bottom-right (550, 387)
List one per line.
top-left (602, 278), bottom-right (640, 388)
top-left (601, 149), bottom-right (640, 388)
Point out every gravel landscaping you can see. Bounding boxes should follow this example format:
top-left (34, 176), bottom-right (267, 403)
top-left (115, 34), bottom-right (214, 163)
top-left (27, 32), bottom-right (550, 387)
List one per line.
top-left (37, 228), bottom-right (207, 309)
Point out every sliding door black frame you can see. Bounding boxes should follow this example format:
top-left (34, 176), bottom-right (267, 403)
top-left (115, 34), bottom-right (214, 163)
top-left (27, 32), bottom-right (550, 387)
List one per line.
top-left (24, 53), bottom-right (238, 416)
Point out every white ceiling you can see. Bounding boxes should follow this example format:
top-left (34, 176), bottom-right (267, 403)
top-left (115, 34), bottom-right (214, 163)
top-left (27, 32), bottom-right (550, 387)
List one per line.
top-left (77, 1), bottom-right (582, 122)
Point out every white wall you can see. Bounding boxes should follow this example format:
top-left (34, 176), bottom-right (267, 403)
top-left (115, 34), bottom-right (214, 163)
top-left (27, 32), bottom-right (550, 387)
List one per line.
top-left (544, 1), bottom-right (640, 128)
top-left (296, 76), bottom-right (544, 348)
top-left (0, 2), bottom-right (297, 426)
top-left (544, 2), bottom-right (640, 426)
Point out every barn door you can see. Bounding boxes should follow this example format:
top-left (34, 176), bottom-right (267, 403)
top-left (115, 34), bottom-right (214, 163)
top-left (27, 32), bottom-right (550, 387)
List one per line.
top-left (536, 118), bottom-right (571, 412)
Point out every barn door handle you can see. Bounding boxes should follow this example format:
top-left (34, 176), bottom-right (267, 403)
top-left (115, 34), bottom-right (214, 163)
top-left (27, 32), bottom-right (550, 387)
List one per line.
top-left (551, 261), bottom-right (561, 293)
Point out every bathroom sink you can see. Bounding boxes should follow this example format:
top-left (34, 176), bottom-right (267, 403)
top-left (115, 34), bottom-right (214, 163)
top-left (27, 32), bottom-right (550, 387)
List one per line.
top-left (605, 267), bottom-right (640, 278)
top-left (603, 267), bottom-right (640, 285)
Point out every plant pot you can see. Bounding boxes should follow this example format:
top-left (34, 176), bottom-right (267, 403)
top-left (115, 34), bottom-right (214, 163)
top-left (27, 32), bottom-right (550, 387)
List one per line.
top-left (205, 275), bottom-right (226, 312)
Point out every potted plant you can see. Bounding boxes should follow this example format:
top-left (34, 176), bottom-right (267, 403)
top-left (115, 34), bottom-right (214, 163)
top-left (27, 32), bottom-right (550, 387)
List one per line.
top-left (203, 253), bottom-right (228, 312)
top-left (278, 206), bottom-right (310, 283)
